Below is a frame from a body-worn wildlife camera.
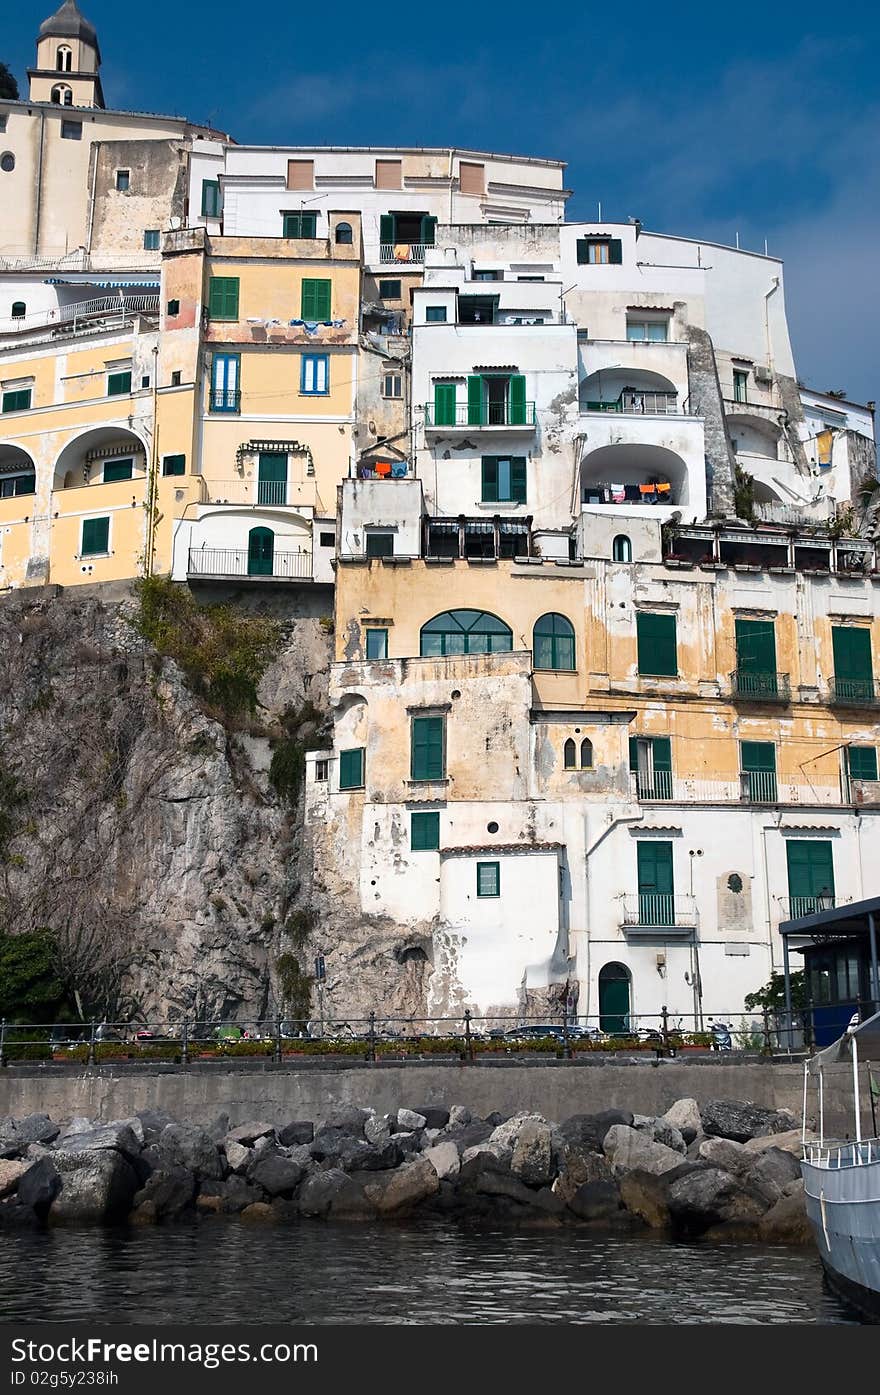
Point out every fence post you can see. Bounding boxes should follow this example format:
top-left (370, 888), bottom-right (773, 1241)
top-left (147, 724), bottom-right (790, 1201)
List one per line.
top-left (0, 1018), bottom-right (5, 1069)
top-left (762, 1006), bottom-right (771, 1057)
top-left (274, 1016), bottom-right (283, 1064)
top-left (181, 1018), bottom-right (189, 1067)
top-left (87, 1019), bottom-right (96, 1067)
top-left (368, 1011), bottom-right (376, 1064)
top-left (661, 1004), bottom-right (669, 1055)
top-left (562, 999), bottom-right (571, 1060)
top-left (464, 1009), bottom-right (473, 1064)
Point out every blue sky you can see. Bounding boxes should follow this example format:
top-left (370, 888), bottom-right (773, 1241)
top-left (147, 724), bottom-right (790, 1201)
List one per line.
top-left (6, 0), bottom-right (879, 407)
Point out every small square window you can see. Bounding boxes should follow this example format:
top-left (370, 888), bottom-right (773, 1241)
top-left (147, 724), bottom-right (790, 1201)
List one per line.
top-left (171, 370), bottom-right (182, 387)
top-left (476, 861), bottom-right (500, 897)
top-left (411, 811), bottom-right (440, 851)
top-left (2, 388), bottom-right (32, 413)
top-left (339, 747), bottom-right (365, 790)
top-left (379, 279), bottom-right (401, 299)
top-left (319, 531), bottom-right (335, 547)
top-left (167, 299), bottom-right (180, 316)
top-left (365, 531), bottom-right (394, 558)
top-left (426, 305), bottom-right (447, 322)
top-left (61, 120), bottom-right (82, 140)
top-left (382, 373), bottom-right (402, 399)
top-left (143, 230), bottom-right (160, 251)
top-left (365, 628), bottom-right (388, 660)
top-left (141, 375), bottom-right (150, 389)
top-left (315, 758), bottom-right (329, 782)
top-left (162, 454), bottom-right (186, 477)
top-left (116, 169), bottom-right (130, 192)
top-left (107, 370), bottom-right (132, 397)
top-left (81, 516), bottom-right (110, 556)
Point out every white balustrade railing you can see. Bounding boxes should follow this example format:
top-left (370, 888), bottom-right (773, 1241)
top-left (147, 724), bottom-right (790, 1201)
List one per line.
top-left (0, 294), bottom-right (160, 337)
top-left (379, 243), bottom-right (427, 264)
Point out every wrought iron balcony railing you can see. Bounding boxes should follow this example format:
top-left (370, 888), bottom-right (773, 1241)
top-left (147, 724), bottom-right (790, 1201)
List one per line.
top-left (829, 677), bottom-right (880, 709)
top-left (739, 770), bottom-right (778, 804)
top-left (380, 243), bottom-right (427, 264)
top-left (209, 389), bottom-right (241, 414)
top-left (778, 894), bottom-right (839, 921)
top-left (424, 401), bottom-right (536, 428)
top-left (620, 894), bottom-right (698, 930)
top-left (730, 670), bottom-right (791, 702)
top-left (187, 547), bottom-right (312, 580)
top-left (630, 769), bottom-right (674, 801)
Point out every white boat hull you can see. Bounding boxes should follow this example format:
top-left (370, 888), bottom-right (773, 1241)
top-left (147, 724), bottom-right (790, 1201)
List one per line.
top-left (802, 1147), bottom-right (880, 1320)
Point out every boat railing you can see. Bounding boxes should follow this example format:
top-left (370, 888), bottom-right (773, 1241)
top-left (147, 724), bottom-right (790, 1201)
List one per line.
top-left (803, 1136), bottom-right (880, 1169)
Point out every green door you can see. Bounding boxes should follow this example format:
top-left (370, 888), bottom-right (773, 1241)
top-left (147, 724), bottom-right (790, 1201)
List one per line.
top-left (598, 963), bottom-right (631, 1034)
top-left (786, 840), bottom-right (835, 918)
top-left (434, 383), bottom-right (456, 426)
top-left (832, 626), bottom-right (874, 704)
top-left (740, 740), bottom-right (777, 803)
top-left (735, 618), bottom-right (777, 696)
top-left (637, 840), bottom-right (674, 925)
top-left (247, 526), bottom-right (274, 577)
top-left (257, 452), bottom-right (287, 506)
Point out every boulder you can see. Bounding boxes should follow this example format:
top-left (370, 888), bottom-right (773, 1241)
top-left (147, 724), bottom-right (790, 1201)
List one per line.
top-left (249, 1154), bottom-right (304, 1197)
top-left (17, 1158), bottom-right (61, 1215)
top-left (130, 1202), bottom-right (158, 1226)
top-left (0, 1159), bottom-right (27, 1198)
top-left (747, 1147), bottom-right (802, 1203)
top-left (277, 1121), bottom-right (314, 1147)
top-left (241, 1203), bottom-right (275, 1223)
top-left (618, 1170), bottom-right (671, 1229)
top-left (158, 1124), bottom-right (223, 1180)
top-left (558, 1110), bottom-right (633, 1153)
top-left (224, 1141), bottom-right (252, 1173)
top-left (195, 1190), bottom-right (225, 1215)
top-left (700, 1100), bottom-right (796, 1144)
top-left (697, 1137), bottom-right (752, 1176)
top-left (364, 1157), bottom-right (439, 1215)
top-left (219, 1176), bottom-right (264, 1214)
top-left (633, 1116), bottom-right (686, 1155)
top-left (568, 1178), bottom-right (622, 1222)
top-left (298, 1169), bottom-right (362, 1218)
top-left (661, 1098), bottom-right (701, 1146)
top-left (320, 1106), bottom-right (370, 1137)
top-left (423, 1142), bottom-right (460, 1182)
top-left (603, 1125), bottom-right (686, 1177)
top-left (0, 1200), bottom-right (41, 1229)
top-left (553, 1146), bottom-right (615, 1206)
top-left (757, 1181), bottom-right (812, 1244)
top-left (135, 1110), bottom-right (175, 1145)
top-left (459, 1150), bottom-right (510, 1185)
top-left (50, 1149), bottom-right (138, 1223)
top-left (132, 1166), bottom-right (196, 1219)
top-left (364, 1115), bottom-right (392, 1147)
top-left (447, 1106), bottom-right (471, 1128)
top-left (55, 1122), bottom-right (142, 1163)
top-left (443, 1120), bottom-right (494, 1153)
top-left (666, 1167), bottom-right (768, 1236)
top-left (205, 1114), bottom-right (231, 1143)
top-left (510, 1120), bottom-right (554, 1187)
top-left (474, 1171), bottom-right (563, 1212)
top-left (409, 1107), bottom-right (450, 1130)
top-left (9, 1115), bottom-right (61, 1147)
top-left (225, 1121), bottom-right (275, 1147)
top-left (395, 1108), bottom-right (427, 1132)
top-left (741, 1128), bottom-right (814, 1156)
top-left (310, 1127), bottom-right (352, 1162)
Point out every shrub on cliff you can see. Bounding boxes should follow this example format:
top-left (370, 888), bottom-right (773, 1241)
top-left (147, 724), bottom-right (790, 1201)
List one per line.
top-left (0, 929), bottom-right (65, 1021)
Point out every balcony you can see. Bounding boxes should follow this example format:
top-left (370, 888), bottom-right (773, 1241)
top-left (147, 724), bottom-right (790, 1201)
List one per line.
top-left (730, 670), bottom-right (791, 703)
top-left (829, 678), bottom-right (880, 710)
top-left (739, 771), bottom-right (778, 804)
top-left (778, 895), bottom-right (842, 921)
top-left (629, 772), bottom-right (846, 806)
top-left (423, 401), bottom-right (536, 431)
top-left (380, 243), bottom-right (427, 264)
top-left (424, 516), bottom-right (532, 561)
top-left (583, 479), bottom-right (677, 506)
top-left (0, 293), bottom-right (160, 346)
top-left (581, 390), bottom-right (680, 416)
top-left (620, 894), bottom-right (697, 935)
top-left (630, 770), bottom-right (673, 801)
top-left (187, 548), bottom-right (312, 581)
top-left (209, 389), bottom-right (241, 414)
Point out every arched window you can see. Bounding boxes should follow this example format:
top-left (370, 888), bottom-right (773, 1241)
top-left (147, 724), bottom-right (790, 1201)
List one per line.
top-left (11, 302), bottom-right (25, 319)
top-left (51, 84), bottom-right (73, 105)
top-left (420, 609), bottom-right (512, 657)
top-left (57, 46), bottom-right (72, 71)
top-left (612, 534), bottom-right (632, 562)
top-left (580, 738), bottom-right (593, 769)
top-left (563, 738), bottom-right (576, 770)
top-left (533, 613), bottom-right (575, 671)
top-left (247, 526), bottom-right (275, 576)
top-left (598, 962), bottom-right (631, 1034)
top-left (335, 222), bottom-right (353, 245)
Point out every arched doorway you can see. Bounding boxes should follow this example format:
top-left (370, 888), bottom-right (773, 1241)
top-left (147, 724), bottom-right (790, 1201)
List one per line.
top-left (598, 962), bottom-right (631, 1034)
top-left (247, 526), bottom-right (274, 576)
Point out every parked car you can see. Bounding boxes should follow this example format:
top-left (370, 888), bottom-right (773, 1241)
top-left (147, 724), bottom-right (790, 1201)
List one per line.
top-left (94, 1024), bottom-right (125, 1044)
top-left (504, 1024), bottom-right (566, 1042)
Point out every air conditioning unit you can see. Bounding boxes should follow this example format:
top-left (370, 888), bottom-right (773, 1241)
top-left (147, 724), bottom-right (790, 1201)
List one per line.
top-left (754, 364), bottom-right (773, 384)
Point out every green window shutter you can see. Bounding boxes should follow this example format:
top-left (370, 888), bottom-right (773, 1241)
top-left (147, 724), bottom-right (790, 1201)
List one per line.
top-left (81, 517), bottom-right (109, 556)
top-left (628, 736), bottom-right (638, 770)
top-left (103, 459), bottom-right (133, 482)
top-left (637, 841), bottom-right (674, 924)
top-left (735, 618), bottom-right (776, 674)
top-left (201, 180), bottom-right (220, 216)
top-left (741, 741), bottom-right (775, 773)
top-left (208, 277), bottom-right (239, 320)
top-left (467, 375), bottom-right (483, 425)
top-left (339, 748), bottom-right (364, 790)
top-left (162, 454), bottom-right (186, 477)
top-left (637, 612), bottom-right (677, 676)
top-left (481, 457), bottom-right (498, 502)
top-left (3, 388), bottom-right (32, 412)
top-left (651, 737), bottom-right (672, 772)
top-left (849, 746), bottom-right (878, 781)
top-left (301, 278), bottom-right (331, 321)
top-left (576, 238), bottom-right (589, 264)
top-left (379, 214), bottom-right (394, 244)
top-left (434, 382), bottom-right (456, 426)
top-left (411, 716), bottom-right (444, 781)
top-left (609, 239), bottom-right (623, 264)
top-left (420, 215), bottom-right (437, 246)
top-left (833, 626), bottom-right (873, 682)
top-left (786, 840), bottom-right (834, 910)
top-left (510, 458), bottom-right (527, 504)
top-left (107, 371), bottom-right (131, 396)
top-left (508, 374), bottom-right (526, 425)
top-left (411, 811), bottom-right (440, 851)
top-left (476, 862), bottom-right (500, 897)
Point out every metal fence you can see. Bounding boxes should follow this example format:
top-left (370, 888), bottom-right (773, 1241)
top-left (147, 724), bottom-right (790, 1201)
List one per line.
top-left (187, 547), bottom-right (313, 580)
top-left (0, 1005), bottom-right (814, 1067)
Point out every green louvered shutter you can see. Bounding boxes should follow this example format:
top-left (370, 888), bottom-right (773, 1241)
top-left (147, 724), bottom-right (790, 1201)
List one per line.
top-left (301, 278), bottom-right (331, 321)
top-left (786, 840), bottom-right (834, 916)
top-left (411, 716), bottom-right (444, 781)
top-left (637, 841), bottom-right (674, 925)
top-left (832, 626), bottom-right (873, 702)
top-left (481, 457), bottom-right (498, 502)
top-left (434, 383), bottom-right (456, 426)
top-left (508, 374), bottom-right (526, 425)
top-left (208, 276), bottom-right (239, 320)
top-left (576, 239), bottom-right (589, 264)
top-left (741, 740), bottom-right (777, 802)
top-left (637, 612), bottom-right (677, 676)
top-left (467, 375), bottom-right (483, 425)
top-left (510, 458), bottom-right (527, 504)
top-left (380, 214), bottom-right (394, 244)
top-left (339, 748), bottom-right (364, 790)
top-left (609, 239), bottom-right (623, 264)
top-left (849, 747), bottom-right (878, 781)
top-left (420, 215), bottom-right (437, 246)
top-left (411, 811), bottom-right (440, 851)
top-left (81, 517), bottom-right (109, 556)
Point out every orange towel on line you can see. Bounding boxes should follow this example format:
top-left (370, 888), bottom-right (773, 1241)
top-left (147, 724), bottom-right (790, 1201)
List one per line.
top-left (374, 461), bottom-right (391, 477)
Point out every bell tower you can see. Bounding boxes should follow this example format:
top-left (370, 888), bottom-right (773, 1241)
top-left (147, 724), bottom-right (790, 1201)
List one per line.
top-left (29, 0), bottom-right (104, 108)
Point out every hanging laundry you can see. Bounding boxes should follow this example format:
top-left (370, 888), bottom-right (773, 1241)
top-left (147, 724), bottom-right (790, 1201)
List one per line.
top-left (394, 244), bottom-right (410, 262)
top-left (610, 483), bottom-right (626, 503)
top-left (656, 481), bottom-right (671, 495)
top-left (375, 461), bottom-right (392, 477)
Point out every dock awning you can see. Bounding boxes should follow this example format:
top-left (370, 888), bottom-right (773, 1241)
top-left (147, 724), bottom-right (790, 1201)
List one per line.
top-left (808, 1009), bottom-right (880, 1074)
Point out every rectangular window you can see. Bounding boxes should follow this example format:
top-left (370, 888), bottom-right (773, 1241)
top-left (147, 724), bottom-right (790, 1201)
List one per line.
top-left (629, 735), bottom-right (672, 799)
top-left (301, 278), bottom-right (331, 322)
top-left (411, 715), bottom-right (445, 781)
top-left (636, 612), bottom-right (677, 677)
top-left (626, 319), bottom-right (668, 342)
top-left (848, 746), bottom-right (878, 781)
top-left (319, 531), bottom-right (335, 547)
top-left (481, 456), bottom-right (527, 504)
top-left (103, 458), bottom-right (133, 483)
top-left (141, 375), bottom-right (150, 390)
top-left (375, 159), bottom-right (402, 189)
top-left (301, 353), bottom-right (329, 395)
top-left (425, 305), bottom-right (447, 323)
top-left (365, 531), bottom-right (394, 558)
top-left (476, 861), bottom-right (500, 897)
top-left (2, 388), bottom-right (31, 412)
top-left (315, 758), bottom-right (329, 782)
top-left (208, 276), bottom-right (240, 321)
top-left (382, 373), bottom-right (402, 399)
top-left (832, 625), bottom-right (874, 703)
top-left (171, 370), bottom-right (182, 387)
top-left (201, 180), bottom-right (221, 217)
top-left (733, 369), bottom-right (749, 403)
top-left (0, 117), bottom-right (7, 133)
top-left (365, 628), bottom-right (388, 660)
top-left (81, 516), bottom-right (110, 557)
top-left (740, 741), bottom-right (777, 803)
top-left (459, 161), bottom-right (485, 194)
top-left (162, 454), bottom-right (186, 477)
top-left (107, 370), bottom-right (132, 397)
top-left (576, 237), bottom-right (623, 265)
top-left (287, 159), bottom-right (314, 190)
top-left (143, 230), bottom-right (160, 251)
top-left (637, 841), bottom-right (674, 925)
top-left (210, 352), bottom-right (240, 412)
top-left (786, 840), bottom-right (835, 917)
top-left (379, 279), bottom-right (401, 299)
top-left (411, 811), bottom-right (440, 851)
top-left (339, 747), bottom-right (364, 790)
top-left (167, 299), bottom-right (180, 317)
top-left (61, 120), bottom-right (82, 140)
top-left (283, 211), bottom-right (317, 239)
top-left (116, 169), bottom-right (130, 192)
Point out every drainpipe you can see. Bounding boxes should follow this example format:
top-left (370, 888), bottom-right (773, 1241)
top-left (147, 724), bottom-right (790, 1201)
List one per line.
top-left (85, 140), bottom-right (99, 258)
top-left (144, 344), bottom-right (160, 575)
top-left (763, 277), bottom-right (780, 377)
top-left (33, 109), bottom-right (46, 255)
top-left (583, 811), bottom-right (642, 1020)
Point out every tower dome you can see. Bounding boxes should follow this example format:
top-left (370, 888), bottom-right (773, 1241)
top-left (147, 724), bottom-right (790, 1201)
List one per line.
top-left (38, 0), bottom-right (100, 59)
top-left (30, 0), bottom-right (103, 107)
